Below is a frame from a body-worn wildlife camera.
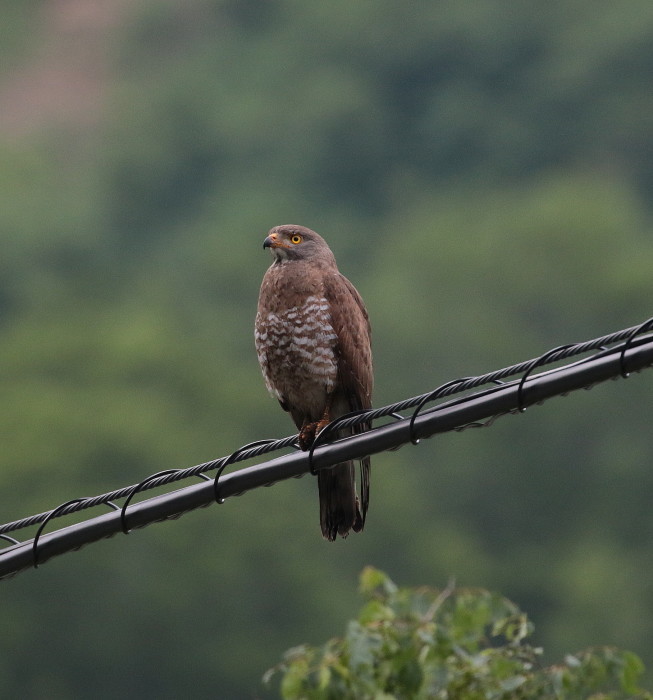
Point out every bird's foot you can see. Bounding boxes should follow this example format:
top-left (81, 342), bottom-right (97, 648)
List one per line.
top-left (298, 422), bottom-right (317, 450)
top-left (298, 416), bottom-right (330, 451)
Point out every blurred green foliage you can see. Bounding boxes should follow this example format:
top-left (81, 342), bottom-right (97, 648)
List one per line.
top-left (267, 567), bottom-right (651, 698)
top-left (0, 1), bottom-right (652, 697)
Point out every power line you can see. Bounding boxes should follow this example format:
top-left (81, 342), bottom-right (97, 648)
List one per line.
top-left (0, 317), bottom-right (652, 581)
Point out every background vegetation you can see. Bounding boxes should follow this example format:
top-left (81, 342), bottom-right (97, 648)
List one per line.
top-left (1, 1), bottom-right (652, 696)
top-left (267, 568), bottom-right (651, 699)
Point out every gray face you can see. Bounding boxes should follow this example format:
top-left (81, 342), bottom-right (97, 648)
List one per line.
top-left (263, 225), bottom-right (335, 264)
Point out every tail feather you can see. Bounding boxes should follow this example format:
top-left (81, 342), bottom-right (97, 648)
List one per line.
top-left (318, 460), bottom-right (365, 541)
top-left (358, 455), bottom-right (370, 525)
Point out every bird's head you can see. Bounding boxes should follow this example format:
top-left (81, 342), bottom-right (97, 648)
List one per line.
top-left (263, 225), bottom-right (336, 266)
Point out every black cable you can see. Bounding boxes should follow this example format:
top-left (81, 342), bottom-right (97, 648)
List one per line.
top-left (1, 317), bottom-right (651, 541)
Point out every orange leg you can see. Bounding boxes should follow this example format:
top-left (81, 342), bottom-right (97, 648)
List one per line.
top-left (298, 400), bottom-right (332, 451)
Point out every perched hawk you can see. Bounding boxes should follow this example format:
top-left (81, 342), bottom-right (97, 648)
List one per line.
top-left (255, 225), bottom-right (373, 540)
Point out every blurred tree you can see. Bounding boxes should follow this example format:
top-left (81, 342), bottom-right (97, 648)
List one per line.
top-left (267, 567), bottom-right (651, 699)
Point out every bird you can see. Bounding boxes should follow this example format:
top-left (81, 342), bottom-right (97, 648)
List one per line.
top-left (255, 224), bottom-right (373, 540)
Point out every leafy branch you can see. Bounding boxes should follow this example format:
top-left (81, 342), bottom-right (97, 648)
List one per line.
top-left (265, 567), bottom-right (651, 699)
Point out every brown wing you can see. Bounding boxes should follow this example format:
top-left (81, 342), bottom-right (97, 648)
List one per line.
top-left (323, 272), bottom-right (373, 523)
top-left (323, 272), bottom-right (373, 411)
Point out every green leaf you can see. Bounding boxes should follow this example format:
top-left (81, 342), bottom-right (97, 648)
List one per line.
top-left (280, 656), bottom-right (309, 699)
top-left (358, 599), bottom-right (395, 625)
top-left (620, 650), bottom-right (645, 693)
top-left (317, 663), bottom-right (331, 691)
top-left (359, 566), bottom-right (397, 598)
top-left (346, 620), bottom-right (375, 671)
top-left (499, 674), bottom-right (527, 692)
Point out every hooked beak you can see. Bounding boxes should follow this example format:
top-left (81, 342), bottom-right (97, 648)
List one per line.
top-left (263, 232), bottom-right (289, 250)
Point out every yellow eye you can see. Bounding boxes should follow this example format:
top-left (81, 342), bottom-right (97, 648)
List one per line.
top-left (290, 234), bottom-right (302, 244)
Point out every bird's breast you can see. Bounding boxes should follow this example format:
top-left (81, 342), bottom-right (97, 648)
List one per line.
top-left (255, 294), bottom-right (338, 413)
